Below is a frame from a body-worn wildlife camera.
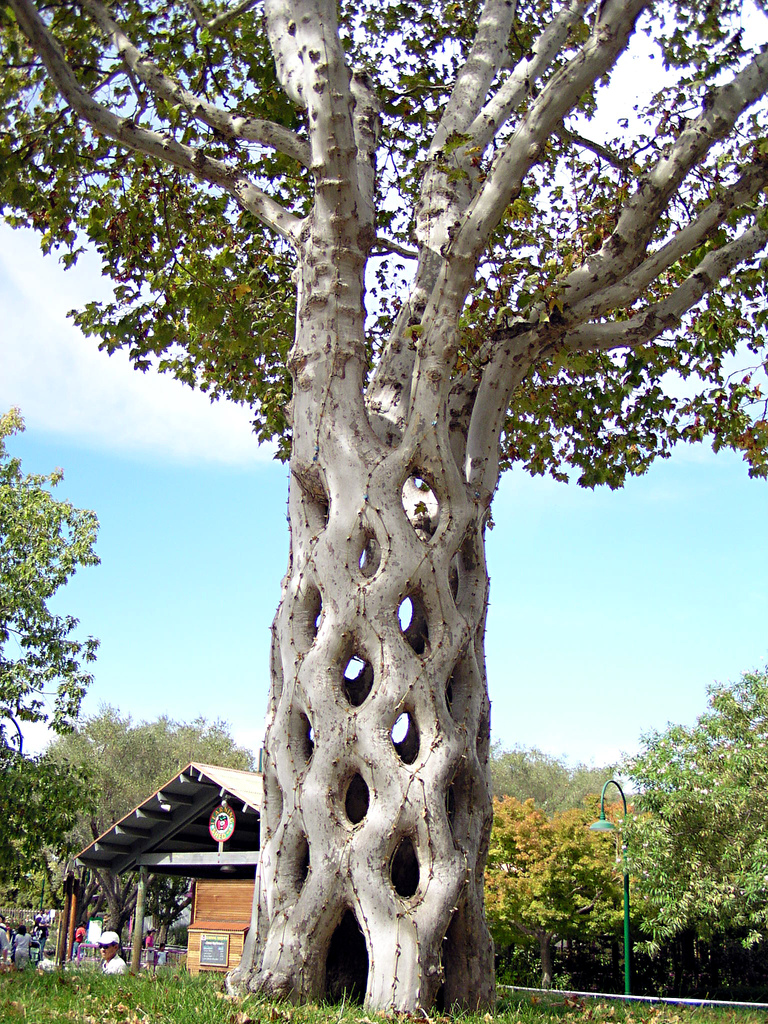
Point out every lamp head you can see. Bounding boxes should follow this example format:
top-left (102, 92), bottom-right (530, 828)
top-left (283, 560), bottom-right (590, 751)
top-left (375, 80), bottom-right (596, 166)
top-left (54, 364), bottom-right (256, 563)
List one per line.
top-left (589, 815), bottom-right (616, 832)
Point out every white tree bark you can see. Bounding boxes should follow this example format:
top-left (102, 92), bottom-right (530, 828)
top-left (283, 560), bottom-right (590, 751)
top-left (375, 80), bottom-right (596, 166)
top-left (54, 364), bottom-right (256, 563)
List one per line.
top-left (7, 0), bottom-right (768, 1010)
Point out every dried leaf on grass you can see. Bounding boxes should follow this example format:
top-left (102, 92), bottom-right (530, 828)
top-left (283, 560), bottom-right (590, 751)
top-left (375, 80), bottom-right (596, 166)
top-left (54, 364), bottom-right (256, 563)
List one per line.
top-left (269, 1007), bottom-right (292, 1022)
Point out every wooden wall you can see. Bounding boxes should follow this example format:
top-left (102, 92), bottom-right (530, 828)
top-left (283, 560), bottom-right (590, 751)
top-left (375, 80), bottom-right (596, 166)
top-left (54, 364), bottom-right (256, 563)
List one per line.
top-left (187, 879), bottom-right (254, 975)
top-left (193, 879), bottom-right (254, 924)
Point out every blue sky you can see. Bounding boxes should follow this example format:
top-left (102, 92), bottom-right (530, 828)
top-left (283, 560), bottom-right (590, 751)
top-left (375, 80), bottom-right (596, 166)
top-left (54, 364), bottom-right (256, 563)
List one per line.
top-left (2, 220), bottom-right (766, 769)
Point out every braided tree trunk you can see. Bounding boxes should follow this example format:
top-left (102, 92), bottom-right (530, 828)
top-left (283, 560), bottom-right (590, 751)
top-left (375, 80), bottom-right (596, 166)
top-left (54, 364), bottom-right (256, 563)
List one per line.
top-left (229, 224), bottom-right (496, 1009)
top-left (218, 0), bottom-right (501, 1007)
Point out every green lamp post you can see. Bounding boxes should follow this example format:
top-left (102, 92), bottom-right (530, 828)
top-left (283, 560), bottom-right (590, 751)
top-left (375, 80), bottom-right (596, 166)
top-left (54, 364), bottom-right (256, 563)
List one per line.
top-left (590, 779), bottom-right (631, 996)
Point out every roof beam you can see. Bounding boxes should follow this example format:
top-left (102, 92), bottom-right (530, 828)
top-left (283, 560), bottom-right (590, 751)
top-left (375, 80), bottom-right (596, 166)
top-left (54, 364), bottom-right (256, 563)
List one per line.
top-left (137, 850), bottom-right (259, 868)
top-left (95, 840), bottom-right (131, 853)
top-left (115, 824), bottom-right (153, 838)
top-left (111, 784), bottom-right (223, 874)
top-left (136, 808), bottom-right (171, 822)
top-left (159, 790), bottom-right (195, 805)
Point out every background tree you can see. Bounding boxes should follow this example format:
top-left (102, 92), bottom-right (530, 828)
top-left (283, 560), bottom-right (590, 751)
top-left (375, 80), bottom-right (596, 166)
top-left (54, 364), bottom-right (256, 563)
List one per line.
top-left (143, 876), bottom-right (194, 945)
top-left (48, 706), bottom-right (256, 933)
top-left (0, 407), bottom-right (99, 881)
top-left (485, 796), bottom-right (623, 987)
top-left (625, 667), bottom-right (768, 955)
top-left (2, 0), bottom-right (768, 1009)
top-left (491, 743), bottom-right (615, 812)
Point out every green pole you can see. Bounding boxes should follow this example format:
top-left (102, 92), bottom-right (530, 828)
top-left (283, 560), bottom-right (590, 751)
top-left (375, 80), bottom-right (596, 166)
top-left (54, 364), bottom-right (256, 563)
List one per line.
top-left (623, 863), bottom-right (631, 996)
top-left (591, 779), bottom-right (631, 996)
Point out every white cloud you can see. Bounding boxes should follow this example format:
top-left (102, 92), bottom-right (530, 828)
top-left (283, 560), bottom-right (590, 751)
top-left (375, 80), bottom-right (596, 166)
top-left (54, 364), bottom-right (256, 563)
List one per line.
top-left (0, 224), bottom-right (276, 465)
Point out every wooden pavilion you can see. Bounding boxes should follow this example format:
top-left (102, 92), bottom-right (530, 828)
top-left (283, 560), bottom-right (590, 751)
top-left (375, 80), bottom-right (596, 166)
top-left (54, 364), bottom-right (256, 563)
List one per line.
top-left (76, 762), bottom-right (262, 974)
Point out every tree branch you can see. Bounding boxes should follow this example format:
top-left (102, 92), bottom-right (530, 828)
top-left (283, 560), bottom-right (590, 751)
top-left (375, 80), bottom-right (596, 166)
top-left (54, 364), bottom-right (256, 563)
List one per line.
top-left (78, 0), bottom-right (311, 167)
top-left (556, 121), bottom-right (629, 172)
top-left (371, 236), bottom-right (418, 260)
top-left (566, 223), bottom-right (768, 353)
top-left (430, 0), bottom-right (520, 152)
top-left (8, 0), bottom-right (301, 243)
top-left (466, 0), bottom-right (590, 152)
top-left (453, 0), bottom-right (649, 265)
top-left (367, 0), bottom-right (525, 444)
top-left (560, 45), bottom-right (768, 310)
top-left (206, 0), bottom-right (260, 32)
top-left (351, 70), bottom-right (380, 232)
top-left (570, 159), bottom-right (768, 322)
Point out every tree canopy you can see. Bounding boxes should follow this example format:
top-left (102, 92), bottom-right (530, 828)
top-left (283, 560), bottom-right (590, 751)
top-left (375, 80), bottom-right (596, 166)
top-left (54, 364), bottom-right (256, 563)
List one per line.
top-left (490, 742), bottom-right (616, 812)
top-left (1, 1), bottom-right (767, 481)
top-left (625, 667), bottom-right (768, 953)
top-left (0, 408), bottom-right (99, 753)
top-left (0, 407), bottom-right (100, 881)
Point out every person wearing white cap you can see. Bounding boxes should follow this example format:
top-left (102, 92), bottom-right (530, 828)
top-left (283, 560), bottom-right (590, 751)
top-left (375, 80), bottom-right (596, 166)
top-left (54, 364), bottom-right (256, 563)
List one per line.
top-left (98, 932), bottom-right (127, 975)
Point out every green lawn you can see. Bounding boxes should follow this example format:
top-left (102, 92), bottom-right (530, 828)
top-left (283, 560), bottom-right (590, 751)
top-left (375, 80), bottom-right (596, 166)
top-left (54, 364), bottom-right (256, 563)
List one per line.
top-left (1, 969), bottom-right (766, 1024)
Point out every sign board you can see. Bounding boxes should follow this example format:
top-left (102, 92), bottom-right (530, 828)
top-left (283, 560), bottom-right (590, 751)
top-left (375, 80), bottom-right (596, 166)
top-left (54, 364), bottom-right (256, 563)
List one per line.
top-left (209, 801), bottom-right (236, 843)
top-left (199, 932), bottom-right (229, 967)
top-left (87, 918), bottom-right (103, 945)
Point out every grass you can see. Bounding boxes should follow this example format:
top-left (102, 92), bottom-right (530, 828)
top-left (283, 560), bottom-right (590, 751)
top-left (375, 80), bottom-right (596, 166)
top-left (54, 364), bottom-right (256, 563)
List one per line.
top-left (1, 969), bottom-right (767, 1024)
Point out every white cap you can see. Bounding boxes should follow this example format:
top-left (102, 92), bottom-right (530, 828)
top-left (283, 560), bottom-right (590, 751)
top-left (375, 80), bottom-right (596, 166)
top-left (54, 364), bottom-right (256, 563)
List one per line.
top-left (99, 931), bottom-right (120, 947)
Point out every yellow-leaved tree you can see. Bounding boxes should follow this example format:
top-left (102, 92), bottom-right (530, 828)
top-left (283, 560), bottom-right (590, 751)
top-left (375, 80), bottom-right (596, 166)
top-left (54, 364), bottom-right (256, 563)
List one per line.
top-left (485, 796), bottom-right (623, 988)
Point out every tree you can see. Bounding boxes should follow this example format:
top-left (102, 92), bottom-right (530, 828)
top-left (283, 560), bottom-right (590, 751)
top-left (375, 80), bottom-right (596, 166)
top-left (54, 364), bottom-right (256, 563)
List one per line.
top-left (0, 407), bottom-right (99, 880)
top-left (485, 796), bottom-right (622, 987)
top-left (491, 743), bottom-right (616, 812)
top-left (144, 875), bottom-right (193, 945)
top-left (2, 0), bottom-right (767, 1009)
top-left (625, 668), bottom-right (768, 954)
top-left (48, 705), bottom-right (255, 933)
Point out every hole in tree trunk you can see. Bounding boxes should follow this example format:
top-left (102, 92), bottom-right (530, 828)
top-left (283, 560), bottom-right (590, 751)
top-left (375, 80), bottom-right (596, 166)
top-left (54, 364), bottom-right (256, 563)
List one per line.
top-left (402, 472), bottom-right (440, 541)
top-left (446, 784), bottom-right (456, 829)
top-left (448, 559), bottom-right (459, 602)
top-left (295, 584), bottom-right (322, 653)
top-left (282, 832), bottom-right (310, 894)
top-left (297, 833), bottom-right (310, 886)
top-left (358, 532), bottom-right (381, 578)
top-left (343, 654), bottom-right (374, 706)
top-left (391, 711), bottom-right (420, 765)
top-left (344, 773), bottom-right (370, 825)
top-left (264, 762), bottom-right (283, 842)
top-left (398, 592), bottom-right (430, 655)
top-left (290, 709), bottom-right (314, 765)
top-left (299, 471), bottom-right (330, 535)
top-left (445, 657), bottom-right (470, 721)
top-left (459, 530), bottom-right (479, 572)
top-left (446, 767), bottom-right (470, 841)
top-left (435, 908), bottom-right (461, 1012)
top-left (325, 909), bottom-right (368, 1004)
top-left (476, 701), bottom-right (490, 763)
top-left (390, 835), bottom-right (420, 898)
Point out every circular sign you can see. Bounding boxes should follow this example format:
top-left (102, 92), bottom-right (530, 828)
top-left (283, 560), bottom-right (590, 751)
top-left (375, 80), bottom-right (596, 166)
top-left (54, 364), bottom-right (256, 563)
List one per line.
top-left (209, 801), bottom-right (236, 843)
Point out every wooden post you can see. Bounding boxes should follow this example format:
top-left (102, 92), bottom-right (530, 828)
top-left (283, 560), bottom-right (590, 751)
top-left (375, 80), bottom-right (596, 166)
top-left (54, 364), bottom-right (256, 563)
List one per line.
top-left (56, 872), bottom-right (73, 966)
top-left (130, 866), bottom-right (147, 974)
top-left (66, 878), bottom-right (79, 961)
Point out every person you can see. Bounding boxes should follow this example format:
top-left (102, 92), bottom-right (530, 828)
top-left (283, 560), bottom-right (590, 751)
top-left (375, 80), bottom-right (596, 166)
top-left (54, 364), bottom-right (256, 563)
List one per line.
top-left (12, 925), bottom-right (32, 969)
top-left (72, 923), bottom-right (86, 961)
top-left (33, 915), bottom-right (49, 957)
top-left (0, 915), bottom-right (10, 964)
top-left (143, 928), bottom-right (155, 950)
top-left (98, 931), bottom-right (127, 975)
